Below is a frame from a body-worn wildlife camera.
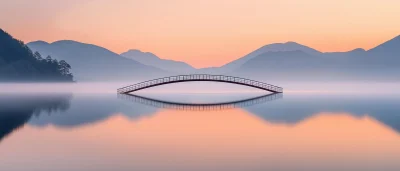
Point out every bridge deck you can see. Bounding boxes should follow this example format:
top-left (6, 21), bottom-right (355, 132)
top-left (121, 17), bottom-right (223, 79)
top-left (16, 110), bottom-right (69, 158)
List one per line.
top-left (118, 74), bottom-right (283, 94)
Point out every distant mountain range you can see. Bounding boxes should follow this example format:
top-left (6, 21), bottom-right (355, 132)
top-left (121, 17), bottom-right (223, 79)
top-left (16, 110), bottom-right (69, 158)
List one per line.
top-left (27, 40), bottom-right (168, 81)
top-left (120, 49), bottom-right (195, 73)
top-left (216, 41), bottom-right (323, 73)
top-left (230, 35), bottom-right (400, 81)
top-left (27, 34), bottom-right (400, 82)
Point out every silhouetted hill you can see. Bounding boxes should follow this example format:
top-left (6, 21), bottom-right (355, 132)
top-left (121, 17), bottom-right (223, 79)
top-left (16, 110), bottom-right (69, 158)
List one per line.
top-left (28, 40), bottom-right (168, 81)
top-left (324, 48), bottom-right (367, 57)
top-left (231, 51), bottom-right (335, 81)
top-left (121, 49), bottom-right (195, 73)
top-left (213, 41), bottom-right (322, 73)
top-left (369, 35), bottom-right (400, 55)
top-left (0, 29), bottom-right (73, 82)
top-left (228, 35), bottom-right (400, 81)
top-left (26, 34), bottom-right (400, 82)
top-left (367, 35), bottom-right (400, 66)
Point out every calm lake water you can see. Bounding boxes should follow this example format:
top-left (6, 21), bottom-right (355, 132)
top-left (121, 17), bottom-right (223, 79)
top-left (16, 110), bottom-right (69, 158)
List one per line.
top-left (0, 90), bottom-right (399, 171)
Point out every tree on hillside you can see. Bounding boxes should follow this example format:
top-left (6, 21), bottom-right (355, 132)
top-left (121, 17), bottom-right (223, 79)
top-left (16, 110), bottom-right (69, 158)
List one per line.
top-left (58, 60), bottom-right (72, 76)
top-left (45, 55), bottom-right (52, 63)
top-left (34, 51), bottom-right (43, 61)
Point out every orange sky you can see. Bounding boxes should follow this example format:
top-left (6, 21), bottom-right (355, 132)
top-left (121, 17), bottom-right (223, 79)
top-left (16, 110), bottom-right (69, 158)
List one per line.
top-left (1, 0), bottom-right (400, 68)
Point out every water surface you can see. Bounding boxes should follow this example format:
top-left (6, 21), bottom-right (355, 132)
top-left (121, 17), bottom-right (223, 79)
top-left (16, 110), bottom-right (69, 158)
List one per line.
top-left (0, 92), bottom-right (399, 171)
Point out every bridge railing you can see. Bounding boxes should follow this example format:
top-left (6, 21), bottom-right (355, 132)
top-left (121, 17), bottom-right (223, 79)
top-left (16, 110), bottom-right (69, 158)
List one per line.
top-left (117, 74), bottom-right (283, 93)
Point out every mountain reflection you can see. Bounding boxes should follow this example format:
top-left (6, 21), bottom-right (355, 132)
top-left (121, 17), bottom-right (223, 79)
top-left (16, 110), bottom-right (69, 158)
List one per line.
top-left (0, 94), bottom-right (71, 142)
top-left (1, 93), bottom-right (399, 141)
top-left (1, 107), bottom-right (399, 171)
top-left (244, 95), bottom-right (400, 133)
top-left (28, 94), bottom-right (158, 128)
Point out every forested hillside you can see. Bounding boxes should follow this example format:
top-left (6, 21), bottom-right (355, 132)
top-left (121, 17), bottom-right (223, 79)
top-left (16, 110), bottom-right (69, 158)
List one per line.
top-left (0, 29), bottom-right (73, 82)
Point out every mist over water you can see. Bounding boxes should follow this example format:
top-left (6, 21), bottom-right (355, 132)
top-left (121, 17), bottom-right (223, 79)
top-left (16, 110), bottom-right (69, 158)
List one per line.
top-left (1, 81), bottom-right (400, 94)
top-left (0, 82), bottom-right (399, 171)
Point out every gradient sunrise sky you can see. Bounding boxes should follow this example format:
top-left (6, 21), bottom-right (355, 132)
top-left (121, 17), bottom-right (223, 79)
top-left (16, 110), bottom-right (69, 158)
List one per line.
top-left (1, 0), bottom-right (399, 68)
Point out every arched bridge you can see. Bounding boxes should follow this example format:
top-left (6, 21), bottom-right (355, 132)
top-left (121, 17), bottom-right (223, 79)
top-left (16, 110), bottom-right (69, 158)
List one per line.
top-left (117, 74), bottom-right (283, 94)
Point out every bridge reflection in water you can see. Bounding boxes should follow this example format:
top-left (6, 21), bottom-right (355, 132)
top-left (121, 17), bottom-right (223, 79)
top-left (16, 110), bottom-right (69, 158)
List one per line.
top-left (118, 93), bottom-right (282, 111)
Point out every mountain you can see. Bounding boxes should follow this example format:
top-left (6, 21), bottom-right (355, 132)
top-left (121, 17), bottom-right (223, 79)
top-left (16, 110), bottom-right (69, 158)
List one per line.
top-left (230, 50), bottom-right (335, 81)
top-left (0, 29), bottom-right (73, 82)
top-left (27, 40), bottom-right (168, 81)
top-left (230, 35), bottom-right (400, 81)
top-left (235, 50), bottom-right (321, 71)
top-left (324, 48), bottom-right (367, 57)
top-left (26, 34), bottom-right (400, 82)
top-left (369, 35), bottom-right (400, 55)
top-left (213, 41), bottom-right (322, 74)
top-left (121, 49), bottom-right (195, 73)
top-left (367, 35), bottom-right (400, 66)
